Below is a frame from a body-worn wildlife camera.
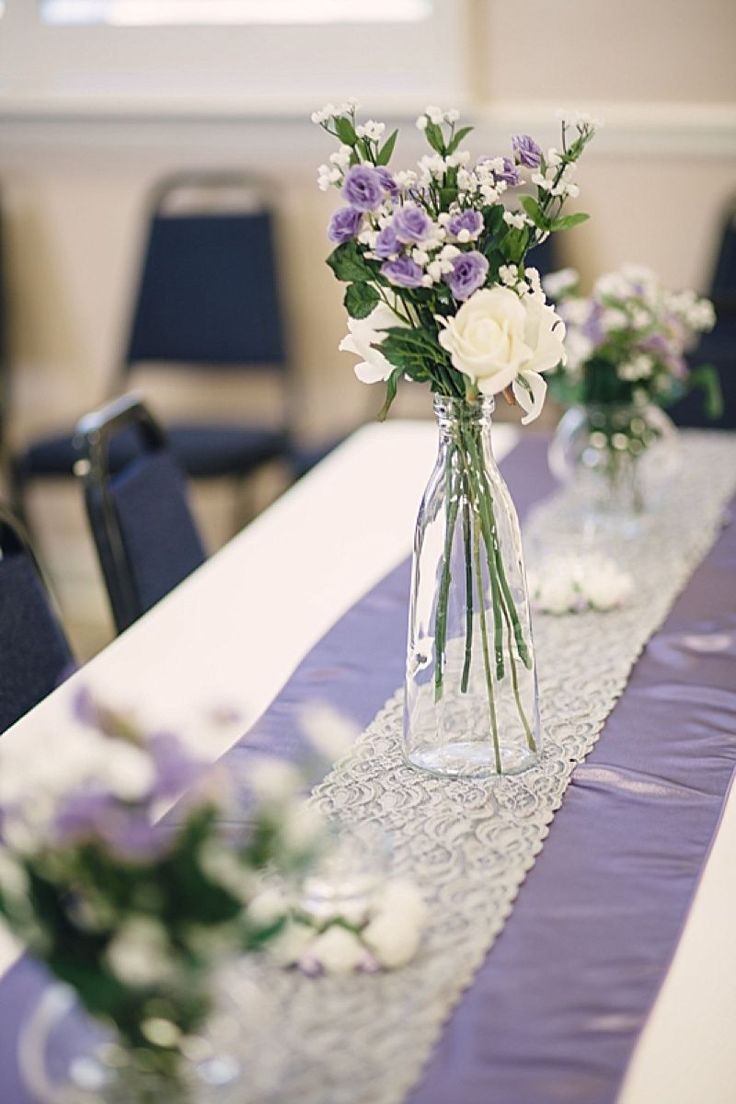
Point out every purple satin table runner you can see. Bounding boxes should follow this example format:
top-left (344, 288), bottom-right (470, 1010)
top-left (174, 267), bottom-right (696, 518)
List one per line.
top-left (2, 435), bottom-right (735, 1104)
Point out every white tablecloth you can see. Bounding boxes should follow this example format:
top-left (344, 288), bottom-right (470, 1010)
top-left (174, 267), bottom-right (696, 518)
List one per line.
top-left (1, 420), bottom-right (734, 1103)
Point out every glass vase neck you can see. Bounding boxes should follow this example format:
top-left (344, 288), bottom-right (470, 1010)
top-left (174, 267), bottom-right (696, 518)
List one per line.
top-left (432, 394), bottom-right (495, 436)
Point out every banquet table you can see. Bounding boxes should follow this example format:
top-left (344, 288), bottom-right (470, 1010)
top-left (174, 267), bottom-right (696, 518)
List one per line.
top-left (1, 420), bottom-right (735, 1103)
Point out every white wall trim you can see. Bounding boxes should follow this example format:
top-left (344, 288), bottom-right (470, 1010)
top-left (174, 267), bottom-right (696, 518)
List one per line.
top-left (0, 97), bottom-right (734, 159)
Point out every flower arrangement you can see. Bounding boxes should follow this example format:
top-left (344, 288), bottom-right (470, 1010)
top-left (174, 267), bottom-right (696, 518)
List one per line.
top-left (528, 553), bottom-right (633, 615)
top-left (314, 101), bottom-right (596, 776)
top-left (271, 876), bottom-right (427, 976)
top-left (543, 264), bottom-right (720, 415)
top-left (314, 100), bottom-right (595, 423)
top-left (0, 690), bottom-right (323, 1094)
top-left (544, 264), bottom-right (721, 521)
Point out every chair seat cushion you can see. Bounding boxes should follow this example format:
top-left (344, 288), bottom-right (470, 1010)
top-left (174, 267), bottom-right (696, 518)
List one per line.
top-left (19, 423), bottom-right (288, 480)
top-left (167, 423), bottom-right (287, 477)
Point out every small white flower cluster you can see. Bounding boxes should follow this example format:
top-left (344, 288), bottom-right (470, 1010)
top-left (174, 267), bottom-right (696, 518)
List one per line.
top-left (618, 353), bottom-right (654, 381)
top-left (416, 105), bottom-right (460, 129)
top-left (269, 877), bottom-right (427, 975)
top-left (529, 554), bottom-right (634, 615)
top-left (531, 150), bottom-right (580, 200)
top-left (311, 99), bottom-right (358, 125)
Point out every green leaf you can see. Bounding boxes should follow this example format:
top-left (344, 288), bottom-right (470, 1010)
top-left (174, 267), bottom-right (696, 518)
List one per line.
top-left (424, 121), bottom-right (446, 156)
top-left (688, 364), bottom-right (724, 420)
top-left (344, 281), bottom-right (379, 319)
top-left (519, 195), bottom-right (547, 230)
top-left (376, 128), bottom-right (398, 166)
top-left (377, 368), bottom-right (403, 421)
top-left (446, 125), bottom-right (473, 155)
top-left (550, 212), bottom-right (590, 231)
top-left (326, 241), bottom-right (375, 283)
top-left (334, 116), bottom-right (358, 146)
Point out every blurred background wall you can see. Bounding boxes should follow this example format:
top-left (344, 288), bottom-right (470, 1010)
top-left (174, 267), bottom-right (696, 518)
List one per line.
top-left (0, 0), bottom-right (734, 653)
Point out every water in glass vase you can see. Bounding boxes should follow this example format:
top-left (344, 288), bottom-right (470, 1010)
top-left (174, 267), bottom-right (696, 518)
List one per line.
top-left (403, 395), bottom-right (540, 779)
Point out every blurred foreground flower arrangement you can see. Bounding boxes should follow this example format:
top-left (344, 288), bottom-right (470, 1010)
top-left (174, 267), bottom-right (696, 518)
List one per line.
top-left (0, 694), bottom-right (427, 1099)
top-left (0, 691), bottom-right (323, 1098)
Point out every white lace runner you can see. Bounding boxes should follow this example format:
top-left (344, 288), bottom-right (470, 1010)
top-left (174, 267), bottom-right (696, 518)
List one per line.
top-left (264, 433), bottom-right (736, 1104)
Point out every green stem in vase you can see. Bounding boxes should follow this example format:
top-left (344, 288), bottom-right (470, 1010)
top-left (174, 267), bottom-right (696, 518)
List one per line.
top-left (434, 442), bottom-right (460, 702)
top-left (473, 520), bottom-right (502, 774)
top-left (466, 428), bottom-right (531, 670)
top-left (499, 592), bottom-right (537, 752)
top-left (460, 488), bottom-right (474, 694)
top-left (460, 429), bottom-right (505, 677)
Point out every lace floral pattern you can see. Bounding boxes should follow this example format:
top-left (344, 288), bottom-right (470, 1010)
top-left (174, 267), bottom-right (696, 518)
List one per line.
top-left (262, 433), bottom-right (736, 1104)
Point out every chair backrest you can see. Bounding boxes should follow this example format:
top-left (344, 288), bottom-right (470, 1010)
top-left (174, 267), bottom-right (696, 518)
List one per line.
top-left (123, 172), bottom-right (286, 372)
top-left (709, 195), bottom-right (736, 313)
top-left (0, 187), bottom-right (7, 456)
top-left (75, 395), bottom-right (206, 633)
top-left (0, 507), bottom-right (74, 734)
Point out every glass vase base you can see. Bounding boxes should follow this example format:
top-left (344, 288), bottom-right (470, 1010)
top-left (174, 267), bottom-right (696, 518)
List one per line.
top-left (405, 739), bottom-right (538, 780)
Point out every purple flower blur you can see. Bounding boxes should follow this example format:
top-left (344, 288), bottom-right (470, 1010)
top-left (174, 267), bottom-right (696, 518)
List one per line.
top-left (447, 209), bottom-right (483, 240)
top-left (512, 134), bottom-right (543, 169)
top-left (381, 256), bottom-right (425, 288)
top-left (393, 204), bottom-right (432, 243)
top-left (342, 164), bottom-right (384, 212)
top-left (495, 156), bottom-right (521, 186)
top-left (376, 166), bottom-right (400, 197)
top-left (149, 732), bottom-right (202, 800)
top-left (374, 223), bottom-right (401, 260)
top-left (444, 251), bottom-right (489, 301)
top-left (53, 788), bottom-right (169, 861)
top-left (328, 206), bottom-right (363, 244)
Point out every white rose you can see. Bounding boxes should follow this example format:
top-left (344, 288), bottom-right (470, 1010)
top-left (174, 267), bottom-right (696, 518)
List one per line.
top-left (362, 911), bottom-right (422, 969)
top-left (438, 287), bottom-right (565, 423)
top-left (304, 925), bottom-right (365, 975)
top-left (339, 303), bottom-right (408, 384)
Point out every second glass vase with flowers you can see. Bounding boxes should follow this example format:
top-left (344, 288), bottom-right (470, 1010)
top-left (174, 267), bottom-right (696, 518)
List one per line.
top-left (314, 101), bottom-right (597, 777)
top-left (545, 265), bottom-right (720, 536)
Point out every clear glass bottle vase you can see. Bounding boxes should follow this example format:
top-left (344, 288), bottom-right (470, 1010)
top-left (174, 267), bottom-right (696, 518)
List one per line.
top-left (403, 395), bottom-right (540, 779)
top-left (548, 399), bottom-right (681, 536)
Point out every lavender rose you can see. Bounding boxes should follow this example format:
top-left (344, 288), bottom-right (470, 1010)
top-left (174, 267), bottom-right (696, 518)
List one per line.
top-left (342, 164), bottom-right (384, 212)
top-left (495, 156), bottom-right (521, 186)
top-left (393, 204), bottom-right (432, 244)
top-left (374, 223), bottom-right (401, 260)
top-left (444, 251), bottom-right (489, 301)
top-left (328, 206), bottom-right (363, 244)
top-left (381, 256), bottom-right (425, 288)
top-left (376, 166), bottom-right (400, 197)
top-left (512, 134), bottom-right (543, 169)
top-left (447, 209), bottom-right (483, 242)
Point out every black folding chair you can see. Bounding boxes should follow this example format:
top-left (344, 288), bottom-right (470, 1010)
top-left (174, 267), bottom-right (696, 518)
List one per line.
top-left (13, 172), bottom-right (302, 519)
top-left (0, 506), bottom-right (74, 733)
top-left (74, 394), bottom-right (206, 634)
top-left (669, 195), bottom-right (736, 429)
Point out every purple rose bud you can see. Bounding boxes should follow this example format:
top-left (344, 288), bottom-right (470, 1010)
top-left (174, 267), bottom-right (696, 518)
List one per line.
top-left (381, 256), bottom-right (425, 288)
top-left (328, 206), bottom-right (363, 244)
top-left (444, 250), bottom-right (489, 301)
top-left (393, 203), bottom-right (432, 243)
top-left (495, 156), bottom-right (521, 186)
top-left (512, 134), bottom-right (543, 169)
top-left (447, 209), bottom-right (484, 241)
top-left (376, 166), bottom-right (400, 197)
top-left (342, 164), bottom-right (385, 212)
top-left (374, 222), bottom-right (400, 260)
